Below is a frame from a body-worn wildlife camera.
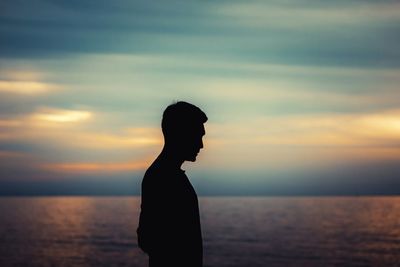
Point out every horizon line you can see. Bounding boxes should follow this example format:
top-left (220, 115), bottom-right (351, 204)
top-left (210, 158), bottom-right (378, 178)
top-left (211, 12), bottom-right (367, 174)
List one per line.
top-left (1, 194), bottom-right (400, 197)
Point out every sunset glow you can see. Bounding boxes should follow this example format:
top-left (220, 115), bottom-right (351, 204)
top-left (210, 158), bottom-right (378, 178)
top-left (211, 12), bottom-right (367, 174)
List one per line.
top-left (41, 159), bottom-right (151, 174)
top-left (32, 108), bottom-right (92, 123)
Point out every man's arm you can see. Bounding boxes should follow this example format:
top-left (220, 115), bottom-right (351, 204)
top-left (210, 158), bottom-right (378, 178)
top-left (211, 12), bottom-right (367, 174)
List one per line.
top-left (137, 171), bottom-right (181, 254)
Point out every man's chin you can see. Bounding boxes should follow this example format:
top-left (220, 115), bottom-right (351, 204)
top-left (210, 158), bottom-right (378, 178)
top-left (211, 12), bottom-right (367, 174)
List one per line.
top-left (186, 155), bottom-right (197, 162)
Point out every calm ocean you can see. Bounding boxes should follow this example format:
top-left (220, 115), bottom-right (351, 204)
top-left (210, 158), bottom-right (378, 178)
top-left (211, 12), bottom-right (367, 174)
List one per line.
top-left (0, 197), bottom-right (399, 267)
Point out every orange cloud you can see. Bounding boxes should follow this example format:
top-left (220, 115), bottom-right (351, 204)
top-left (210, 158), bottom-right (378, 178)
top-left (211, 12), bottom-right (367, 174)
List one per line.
top-left (207, 109), bottom-right (400, 147)
top-left (0, 119), bottom-right (22, 127)
top-left (0, 117), bottom-right (162, 150)
top-left (40, 158), bottom-right (151, 174)
top-left (199, 110), bottom-right (400, 171)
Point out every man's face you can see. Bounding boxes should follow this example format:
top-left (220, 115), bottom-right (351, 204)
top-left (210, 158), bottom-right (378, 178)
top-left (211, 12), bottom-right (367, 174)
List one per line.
top-left (182, 124), bottom-right (205, 162)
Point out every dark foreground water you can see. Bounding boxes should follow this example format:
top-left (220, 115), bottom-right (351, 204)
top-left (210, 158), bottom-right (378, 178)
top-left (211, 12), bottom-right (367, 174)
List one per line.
top-left (0, 197), bottom-right (400, 267)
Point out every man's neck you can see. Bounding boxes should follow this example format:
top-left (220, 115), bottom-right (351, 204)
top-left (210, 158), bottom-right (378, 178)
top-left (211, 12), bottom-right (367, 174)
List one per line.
top-left (159, 146), bottom-right (185, 171)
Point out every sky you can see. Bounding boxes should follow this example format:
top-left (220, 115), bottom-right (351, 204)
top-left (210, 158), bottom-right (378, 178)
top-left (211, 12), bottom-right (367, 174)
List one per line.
top-left (0, 0), bottom-right (400, 195)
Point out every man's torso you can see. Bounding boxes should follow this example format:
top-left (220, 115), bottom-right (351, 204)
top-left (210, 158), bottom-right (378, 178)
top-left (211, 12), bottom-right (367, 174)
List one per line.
top-left (137, 160), bottom-right (203, 266)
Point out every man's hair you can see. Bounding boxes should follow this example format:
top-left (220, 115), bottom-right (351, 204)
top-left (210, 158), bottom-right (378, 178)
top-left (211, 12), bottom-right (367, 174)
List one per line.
top-left (161, 101), bottom-right (207, 139)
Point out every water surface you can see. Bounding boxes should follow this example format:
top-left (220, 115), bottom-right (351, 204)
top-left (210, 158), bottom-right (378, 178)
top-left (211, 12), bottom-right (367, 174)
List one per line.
top-left (0, 197), bottom-right (399, 267)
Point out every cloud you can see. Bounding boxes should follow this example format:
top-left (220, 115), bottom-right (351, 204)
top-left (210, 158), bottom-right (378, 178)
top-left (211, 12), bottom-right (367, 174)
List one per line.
top-left (0, 149), bottom-right (49, 181)
top-left (197, 109), bottom-right (400, 173)
top-left (215, 2), bottom-right (400, 28)
top-left (0, 0), bottom-right (213, 57)
top-left (0, 1), bottom-right (399, 195)
top-left (0, 119), bottom-right (22, 127)
top-left (31, 107), bottom-right (92, 123)
top-left (0, 80), bottom-right (57, 94)
top-left (0, 70), bottom-right (60, 96)
top-left (211, 109), bottom-right (400, 147)
top-left (1, 0), bottom-right (399, 68)
top-left (11, 52), bottom-right (395, 120)
top-left (40, 158), bottom-right (151, 174)
top-left (0, 108), bottom-right (162, 151)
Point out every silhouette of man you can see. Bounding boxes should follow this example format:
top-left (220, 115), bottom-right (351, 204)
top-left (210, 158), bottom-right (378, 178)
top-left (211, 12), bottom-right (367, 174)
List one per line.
top-left (137, 101), bottom-right (207, 267)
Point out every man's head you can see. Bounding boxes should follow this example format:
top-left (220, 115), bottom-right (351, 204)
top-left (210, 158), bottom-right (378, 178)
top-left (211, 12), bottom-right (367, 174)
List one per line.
top-left (162, 101), bottom-right (207, 162)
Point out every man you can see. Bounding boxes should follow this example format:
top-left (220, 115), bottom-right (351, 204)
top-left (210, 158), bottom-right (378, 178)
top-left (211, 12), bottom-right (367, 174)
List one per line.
top-left (137, 101), bottom-right (207, 267)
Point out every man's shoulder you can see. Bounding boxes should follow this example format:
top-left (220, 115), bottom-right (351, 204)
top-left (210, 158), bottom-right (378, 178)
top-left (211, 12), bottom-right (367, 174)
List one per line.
top-left (142, 159), bottom-right (184, 188)
top-left (144, 160), bottom-right (166, 178)
top-left (142, 161), bottom-right (179, 197)
top-left (142, 160), bottom-right (170, 184)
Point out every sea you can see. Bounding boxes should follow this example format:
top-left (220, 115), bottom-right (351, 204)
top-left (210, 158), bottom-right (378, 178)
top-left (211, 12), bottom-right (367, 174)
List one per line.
top-left (0, 197), bottom-right (399, 267)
